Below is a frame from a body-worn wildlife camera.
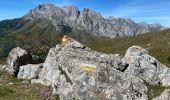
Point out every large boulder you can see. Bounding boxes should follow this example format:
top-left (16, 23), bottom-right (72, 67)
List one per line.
top-left (6, 47), bottom-right (32, 76)
top-left (122, 46), bottom-right (170, 86)
top-left (17, 63), bottom-right (43, 79)
top-left (32, 39), bottom-right (148, 100)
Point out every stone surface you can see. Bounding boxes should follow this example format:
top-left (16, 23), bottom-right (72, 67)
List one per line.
top-left (4, 37), bottom-right (170, 99)
top-left (0, 64), bottom-right (4, 70)
top-left (33, 39), bottom-right (148, 100)
top-left (6, 47), bottom-right (32, 76)
top-left (122, 46), bottom-right (170, 87)
top-left (17, 63), bottom-right (43, 79)
top-left (153, 89), bottom-right (170, 100)
top-left (24, 4), bottom-right (165, 38)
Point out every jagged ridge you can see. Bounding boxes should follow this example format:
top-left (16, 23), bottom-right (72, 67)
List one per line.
top-left (24, 4), bottom-right (165, 38)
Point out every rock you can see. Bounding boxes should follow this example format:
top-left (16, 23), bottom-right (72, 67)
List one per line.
top-left (24, 4), bottom-right (165, 38)
top-left (122, 46), bottom-right (170, 86)
top-left (61, 35), bottom-right (86, 49)
top-left (17, 63), bottom-right (43, 79)
top-left (5, 37), bottom-right (169, 99)
top-left (62, 6), bottom-right (80, 25)
top-left (6, 47), bottom-right (32, 76)
top-left (153, 89), bottom-right (170, 100)
top-left (0, 65), bottom-right (6, 70)
top-left (31, 55), bottom-right (42, 64)
top-left (8, 82), bottom-right (14, 85)
top-left (33, 38), bottom-right (148, 100)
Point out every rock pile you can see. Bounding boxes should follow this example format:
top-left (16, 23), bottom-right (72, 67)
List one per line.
top-left (2, 36), bottom-right (170, 100)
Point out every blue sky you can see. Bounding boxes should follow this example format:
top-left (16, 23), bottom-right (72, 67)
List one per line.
top-left (0, 0), bottom-right (170, 27)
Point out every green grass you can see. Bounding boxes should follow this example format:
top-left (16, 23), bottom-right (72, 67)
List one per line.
top-left (0, 70), bottom-right (57, 100)
top-left (85, 29), bottom-right (170, 67)
top-left (144, 81), bottom-right (166, 100)
top-left (0, 57), bottom-right (6, 64)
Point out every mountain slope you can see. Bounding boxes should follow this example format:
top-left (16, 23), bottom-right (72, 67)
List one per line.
top-left (85, 29), bottom-right (170, 67)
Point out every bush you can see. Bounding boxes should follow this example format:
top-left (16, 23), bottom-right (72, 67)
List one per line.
top-left (168, 56), bottom-right (170, 63)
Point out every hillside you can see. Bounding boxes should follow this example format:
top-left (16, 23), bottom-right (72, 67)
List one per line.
top-left (85, 29), bottom-right (170, 67)
top-left (0, 29), bottom-right (169, 69)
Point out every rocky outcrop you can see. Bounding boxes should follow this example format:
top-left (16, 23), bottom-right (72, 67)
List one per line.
top-left (17, 63), bottom-right (43, 79)
top-left (30, 38), bottom-right (148, 100)
top-left (2, 36), bottom-right (170, 100)
top-left (6, 47), bottom-right (41, 76)
top-left (0, 65), bottom-right (6, 70)
top-left (153, 89), bottom-right (170, 100)
top-left (122, 46), bottom-right (170, 87)
top-left (0, 64), bottom-right (4, 70)
top-left (24, 4), bottom-right (165, 38)
top-left (107, 18), bottom-right (165, 36)
top-left (6, 47), bottom-right (32, 76)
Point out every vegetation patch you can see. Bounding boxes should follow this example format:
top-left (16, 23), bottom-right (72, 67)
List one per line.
top-left (85, 29), bottom-right (170, 67)
top-left (0, 69), bottom-right (58, 100)
top-left (144, 81), bottom-right (166, 100)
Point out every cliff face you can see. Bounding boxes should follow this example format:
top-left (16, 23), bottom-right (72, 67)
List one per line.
top-left (24, 4), bottom-right (165, 38)
top-left (2, 36), bottom-right (170, 100)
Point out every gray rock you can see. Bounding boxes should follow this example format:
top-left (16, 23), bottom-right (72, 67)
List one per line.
top-left (33, 39), bottom-right (148, 100)
top-left (17, 63), bottom-right (43, 79)
top-left (0, 65), bottom-right (7, 70)
top-left (122, 46), bottom-right (170, 87)
top-left (6, 47), bottom-right (32, 76)
top-left (24, 4), bottom-right (165, 38)
top-left (6, 37), bottom-right (168, 99)
top-left (0, 64), bottom-right (4, 70)
top-left (153, 89), bottom-right (170, 100)
top-left (8, 82), bottom-right (14, 85)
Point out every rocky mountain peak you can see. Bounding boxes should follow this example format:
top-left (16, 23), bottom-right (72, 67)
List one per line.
top-left (23, 4), bottom-right (165, 38)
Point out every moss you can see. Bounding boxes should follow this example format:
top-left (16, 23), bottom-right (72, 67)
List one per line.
top-left (144, 81), bottom-right (166, 100)
top-left (54, 94), bottom-right (60, 100)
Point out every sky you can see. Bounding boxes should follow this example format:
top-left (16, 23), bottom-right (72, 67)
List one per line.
top-left (0, 0), bottom-right (170, 27)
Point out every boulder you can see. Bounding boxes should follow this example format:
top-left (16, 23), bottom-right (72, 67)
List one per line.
top-left (17, 63), bottom-right (43, 79)
top-left (122, 46), bottom-right (170, 86)
top-left (0, 65), bottom-right (6, 70)
top-left (0, 64), bottom-right (3, 70)
top-left (33, 39), bottom-right (148, 100)
top-left (6, 47), bottom-right (32, 76)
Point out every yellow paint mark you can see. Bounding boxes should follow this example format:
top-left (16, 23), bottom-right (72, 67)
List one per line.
top-left (80, 66), bottom-right (96, 72)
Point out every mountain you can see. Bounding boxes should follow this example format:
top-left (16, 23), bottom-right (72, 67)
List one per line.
top-left (0, 4), bottom-right (167, 60)
top-left (24, 4), bottom-right (165, 37)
